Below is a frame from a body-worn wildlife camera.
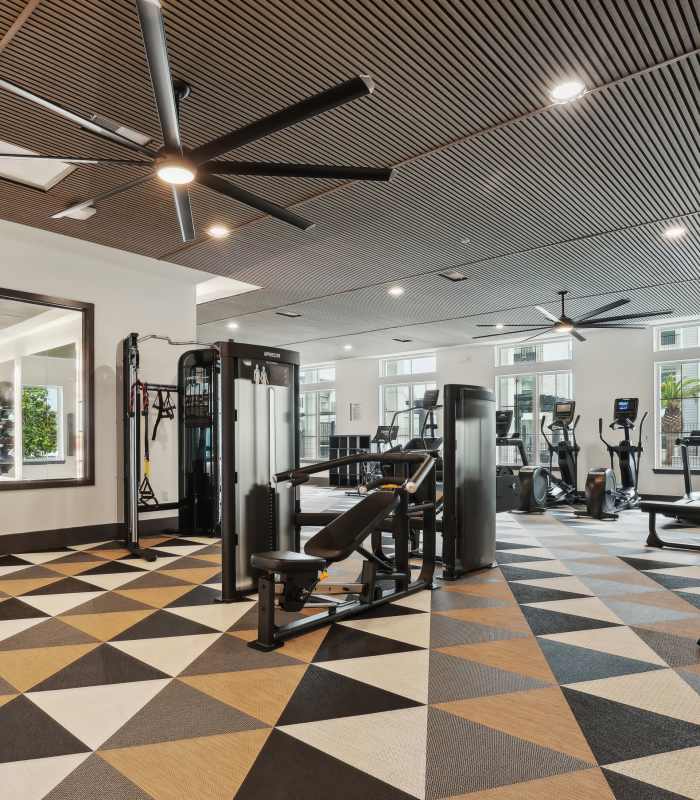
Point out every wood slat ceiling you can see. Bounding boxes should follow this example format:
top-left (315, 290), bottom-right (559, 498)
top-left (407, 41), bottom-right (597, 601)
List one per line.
top-left (1, 0), bottom-right (699, 359)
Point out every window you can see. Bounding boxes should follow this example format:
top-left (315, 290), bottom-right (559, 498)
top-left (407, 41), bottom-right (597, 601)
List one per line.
top-left (497, 338), bottom-right (572, 367)
top-left (381, 382), bottom-right (437, 445)
top-left (496, 370), bottom-right (573, 466)
top-left (380, 354), bottom-right (436, 378)
top-left (300, 389), bottom-right (336, 461)
top-left (656, 360), bottom-right (700, 469)
top-left (22, 385), bottom-right (63, 463)
top-left (300, 364), bottom-right (335, 385)
top-left (655, 323), bottom-right (700, 351)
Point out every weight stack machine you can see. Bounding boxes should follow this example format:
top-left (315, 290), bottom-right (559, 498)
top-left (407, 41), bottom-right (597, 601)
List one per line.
top-left (216, 342), bottom-right (300, 599)
top-left (123, 335), bottom-right (300, 595)
top-left (442, 384), bottom-right (496, 579)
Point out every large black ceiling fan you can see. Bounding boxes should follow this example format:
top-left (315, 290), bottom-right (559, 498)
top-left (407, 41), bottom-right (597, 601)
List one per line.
top-left (0, 0), bottom-right (393, 242)
top-left (473, 290), bottom-right (673, 342)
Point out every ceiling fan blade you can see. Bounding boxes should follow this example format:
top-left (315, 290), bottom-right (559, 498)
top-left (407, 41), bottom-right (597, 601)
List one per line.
top-left (135, 0), bottom-right (182, 154)
top-left (585, 310), bottom-right (674, 324)
top-left (534, 305), bottom-right (562, 323)
top-left (0, 78), bottom-right (157, 157)
top-left (473, 327), bottom-right (551, 339)
top-left (198, 174), bottom-right (314, 231)
top-left (475, 323), bottom-right (548, 328)
top-left (172, 186), bottom-right (195, 242)
top-left (577, 323), bottom-right (647, 329)
top-left (202, 161), bottom-right (393, 181)
top-left (575, 298), bottom-right (630, 323)
top-left (571, 329), bottom-right (586, 342)
top-left (191, 75), bottom-right (375, 165)
top-left (50, 174), bottom-right (153, 219)
top-left (522, 329), bottom-right (550, 342)
top-left (0, 153), bottom-right (152, 165)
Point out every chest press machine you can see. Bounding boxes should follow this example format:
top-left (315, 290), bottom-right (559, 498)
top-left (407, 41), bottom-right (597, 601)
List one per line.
top-left (249, 450), bottom-right (438, 651)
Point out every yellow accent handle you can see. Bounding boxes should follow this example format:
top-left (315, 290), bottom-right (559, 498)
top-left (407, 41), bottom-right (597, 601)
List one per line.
top-left (144, 459), bottom-right (151, 477)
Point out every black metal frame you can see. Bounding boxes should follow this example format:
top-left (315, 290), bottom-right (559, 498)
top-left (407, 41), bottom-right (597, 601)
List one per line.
top-left (249, 451), bottom-right (437, 651)
top-left (0, 287), bottom-right (94, 491)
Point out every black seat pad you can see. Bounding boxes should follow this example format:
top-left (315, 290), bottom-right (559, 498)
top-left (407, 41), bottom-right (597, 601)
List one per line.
top-left (251, 550), bottom-right (325, 572)
top-left (641, 500), bottom-right (700, 519)
top-left (305, 491), bottom-right (400, 563)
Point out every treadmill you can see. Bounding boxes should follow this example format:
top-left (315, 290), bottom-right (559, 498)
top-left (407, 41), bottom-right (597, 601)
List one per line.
top-left (642, 430), bottom-right (700, 552)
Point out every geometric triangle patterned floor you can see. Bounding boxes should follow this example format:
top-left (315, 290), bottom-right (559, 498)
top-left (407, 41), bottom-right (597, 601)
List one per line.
top-left (0, 496), bottom-right (699, 799)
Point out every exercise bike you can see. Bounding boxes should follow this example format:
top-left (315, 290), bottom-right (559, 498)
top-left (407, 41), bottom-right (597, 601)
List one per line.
top-left (518, 401), bottom-right (580, 511)
top-left (578, 398), bottom-right (646, 520)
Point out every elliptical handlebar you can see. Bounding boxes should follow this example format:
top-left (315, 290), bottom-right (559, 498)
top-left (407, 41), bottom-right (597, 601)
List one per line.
top-left (637, 411), bottom-right (648, 452)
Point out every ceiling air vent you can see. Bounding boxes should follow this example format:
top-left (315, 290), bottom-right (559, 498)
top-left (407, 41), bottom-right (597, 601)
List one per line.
top-left (392, 337), bottom-right (412, 343)
top-left (440, 269), bottom-right (468, 282)
top-left (276, 310), bottom-right (303, 318)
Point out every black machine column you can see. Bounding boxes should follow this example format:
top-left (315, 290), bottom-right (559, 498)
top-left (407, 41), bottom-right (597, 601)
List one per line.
top-left (442, 384), bottom-right (496, 579)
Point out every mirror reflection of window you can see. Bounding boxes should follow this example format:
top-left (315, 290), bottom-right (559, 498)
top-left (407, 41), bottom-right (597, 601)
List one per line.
top-left (0, 298), bottom-right (85, 484)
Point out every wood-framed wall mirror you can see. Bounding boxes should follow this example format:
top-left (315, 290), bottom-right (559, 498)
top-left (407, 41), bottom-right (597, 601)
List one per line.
top-left (0, 288), bottom-right (94, 489)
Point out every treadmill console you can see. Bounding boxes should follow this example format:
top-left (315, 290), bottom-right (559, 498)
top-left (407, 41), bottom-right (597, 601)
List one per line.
top-left (613, 397), bottom-right (638, 427)
top-left (421, 389), bottom-right (440, 410)
top-left (553, 400), bottom-right (576, 427)
top-left (496, 410), bottom-right (513, 438)
top-left (372, 425), bottom-right (398, 444)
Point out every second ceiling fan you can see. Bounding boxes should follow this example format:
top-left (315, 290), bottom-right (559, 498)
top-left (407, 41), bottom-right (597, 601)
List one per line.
top-left (474, 290), bottom-right (673, 342)
top-left (0, 0), bottom-right (394, 242)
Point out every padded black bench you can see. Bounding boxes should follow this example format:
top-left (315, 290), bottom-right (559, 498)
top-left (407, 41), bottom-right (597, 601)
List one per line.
top-left (641, 499), bottom-right (700, 552)
top-left (249, 490), bottom-right (400, 650)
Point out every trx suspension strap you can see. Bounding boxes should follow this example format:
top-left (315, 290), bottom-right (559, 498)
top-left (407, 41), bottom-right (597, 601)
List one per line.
top-left (134, 383), bottom-right (157, 506)
top-left (152, 388), bottom-right (176, 441)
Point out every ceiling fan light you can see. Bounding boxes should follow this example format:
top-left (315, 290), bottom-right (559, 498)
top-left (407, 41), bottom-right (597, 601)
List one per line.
top-left (157, 160), bottom-right (196, 185)
top-left (557, 323), bottom-right (573, 332)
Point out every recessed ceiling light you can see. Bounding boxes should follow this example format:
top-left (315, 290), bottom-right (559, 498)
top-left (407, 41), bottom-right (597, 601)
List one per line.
top-left (393, 337), bottom-right (412, 343)
top-left (207, 224), bottom-right (230, 239)
top-left (663, 225), bottom-right (687, 240)
top-left (495, 323), bottom-right (504, 329)
top-left (387, 286), bottom-right (404, 297)
top-left (276, 310), bottom-right (303, 318)
top-left (343, 344), bottom-right (353, 351)
top-left (549, 78), bottom-right (586, 104)
top-left (157, 160), bottom-right (196, 185)
top-left (460, 237), bottom-right (470, 244)
top-left (227, 322), bottom-right (239, 330)
top-left (440, 269), bottom-right (467, 282)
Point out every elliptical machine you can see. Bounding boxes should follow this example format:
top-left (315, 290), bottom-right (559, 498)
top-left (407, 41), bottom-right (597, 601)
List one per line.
top-left (519, 400), bottom-right (580, 511)
top-left (579, 398), bottom-right (646, 520)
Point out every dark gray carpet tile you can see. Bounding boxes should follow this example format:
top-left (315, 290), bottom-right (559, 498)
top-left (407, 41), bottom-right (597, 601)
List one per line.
top-left (428, 651), bottom-right (550, 704)
top-left (236, 730), bottom-right (416, 800)
top-left (425, 707), bottom-right (592, 799)
top-left (102, 679), bottom-right (266, 749)
top-left (602, 769), bottom-right (692, 800)
top-left (44, 754), bottom-right (153, 800)
top-left (632, 626), bottom-right (700, 667)
top-left (430, 615), bottom-right (526, 649)
top-left (562, 688), bottom-right (700, 764)
top-left (537, 638), bottom-right (664, 683)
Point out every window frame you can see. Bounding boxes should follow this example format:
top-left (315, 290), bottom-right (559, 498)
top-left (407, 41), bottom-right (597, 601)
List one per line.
top-left (22, 383), bottom-right (65, 464)
top-left (379, 353), bottom-right (437, 379)
top-left (654, 357), bottom-right (700, 472)
top-left (654, 322), bottom-right (700, 352)
top-left (496, 337), bottom-right (573, 368)
top-left (379, 380), bottom-right (438, 445)
top-left (495, 368), bottom-right (574, 467)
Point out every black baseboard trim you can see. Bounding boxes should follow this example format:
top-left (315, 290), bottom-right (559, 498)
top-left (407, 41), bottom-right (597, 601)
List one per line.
top-left (0, 516), bottom-right (179, 555)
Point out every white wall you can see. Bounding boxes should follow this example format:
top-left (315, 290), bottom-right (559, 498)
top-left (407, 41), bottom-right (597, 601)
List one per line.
top-left (0, 220), bottom-right (203, 536)
top-left (325, 326), bottom-right (694, 497)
